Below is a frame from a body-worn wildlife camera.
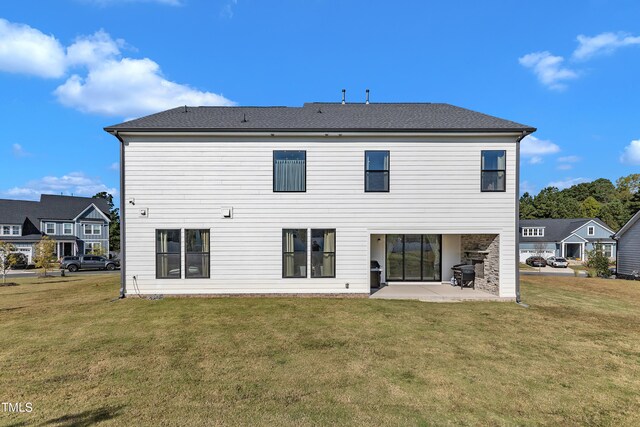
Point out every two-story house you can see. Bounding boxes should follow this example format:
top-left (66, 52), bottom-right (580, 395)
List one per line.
top-left (519, 218), bottom-right (616, 262)
top-left (0, 194), bottom-right (110, 263)
top-left (105, 102), bottom-right (535, 298)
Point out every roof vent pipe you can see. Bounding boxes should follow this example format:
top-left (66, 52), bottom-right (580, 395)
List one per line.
top-left (341, 89), bottom-right (346, 104)
top-left (366, 89), bottom-right (370, 105)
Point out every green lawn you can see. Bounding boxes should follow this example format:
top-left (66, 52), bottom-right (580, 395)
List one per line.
top-left (1, 275), bottom-right (639, 426)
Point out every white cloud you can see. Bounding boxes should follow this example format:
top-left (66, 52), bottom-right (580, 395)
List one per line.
top-left (573, 32), bottom-right (640, 60)
top-left (518, 51), bottom-right (578, 90)
top-left (2, 172), bottom-right (117, 200)
top-left (620, 139), bottom-right (640, 165)
top-left (520, 135), bottom-right (561, 161)
top-left (0, 18), bottom-right (66, 78)
top-left (557, 164), bottom-right (573, 171)
top-left (55, 57), bottom-right (235, 117)
top-left (109, 162), bottom-right (119, 170)
top-left (548, 177), bottom-right (591, 190)
top-left (557, 155), bottom-right (581, 163)
top-left (11, 143), bottom-right (31, 158)
top-left (221, 0), bottom-right (238, 18)
top-left (66, 30), bottom-right (122, 67)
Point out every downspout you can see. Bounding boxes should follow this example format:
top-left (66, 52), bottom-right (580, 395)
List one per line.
top-left (114, 130), bottom-right (126, 299)
top-left (515, 130), bottom-right (532, 306)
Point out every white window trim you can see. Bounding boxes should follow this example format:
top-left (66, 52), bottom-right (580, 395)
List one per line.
top-left (587, 226), bottom-right (595, 236)
top-left (44, 222), bottom-right (56, 235)
top-left (0, 225), bottom-right (21, 236)
top-left (83, 223), bottom-right (102, 235)
top-left (522, 227), bottom-right (545, 237)
top-left (84, 241), bottom-right (102, 255)
top-left (63, 223), bottom-right (74, 235)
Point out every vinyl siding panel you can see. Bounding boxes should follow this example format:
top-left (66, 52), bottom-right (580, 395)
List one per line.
top-left (617, 221), bottom-right (640, 275)
top-left (122, 135), bottom-right (518, 297)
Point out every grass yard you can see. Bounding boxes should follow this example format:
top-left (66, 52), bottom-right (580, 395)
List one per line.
top-left (1, 275), bottom-right (640, 426)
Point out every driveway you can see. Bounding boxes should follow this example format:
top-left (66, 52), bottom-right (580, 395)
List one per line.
top-left (3, 269), bottom-right (119, 279)
top-left (520, 265), bottom-right (584, 277)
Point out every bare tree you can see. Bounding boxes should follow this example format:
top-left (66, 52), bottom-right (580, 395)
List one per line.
top-left (534, 241), bottom-right (548, 272)
top-left (0, 241), bottom-right (18, 284)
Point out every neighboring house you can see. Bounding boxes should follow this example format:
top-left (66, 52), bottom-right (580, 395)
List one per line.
top-left (612, 210), bottom-right (640, 279)
top-left (519, 218), bottom-right (616, 262)
top-left (105, 102), bottom-right (535, 298)
top-left (0, 195), bottom-right (110, 263)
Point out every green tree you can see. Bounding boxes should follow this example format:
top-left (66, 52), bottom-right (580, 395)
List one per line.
top-left (616, 173), bottom-right (640, 200)
top-left (93, 192), bottom-right (120, 252)
top-left (580, 196), bottom-right (602, 218)
top-left (33, 236), bottom-right (56, 277)
top-left (597, 199), bottom-right (628, 231)
top-left (584, 245), bottom-right (611, 278)
top-left (0, 241), bottom-right (18, 284)
top-left (519, 192), bottom-right (538, 219)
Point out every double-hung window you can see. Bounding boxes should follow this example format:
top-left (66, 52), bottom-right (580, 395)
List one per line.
top-left (45, 222), bottom-right (56, 235)
top-left (156, 229), bottom-right (181, 279)
top-left (1, 225), bottom-right (21, 236)
top-left (365, 151), bottom-right (390, 192)
top-left (83, 224), bottom-right (101, 235)
top-left (481, 150), bottom-right (506, 192)
top-left (63, 223), bottom-right (73, 235)
top-left (311, 229), bottom-right (336, 278)
top-left (282, 229), bottom-right (307, 278)
top-left (85, 242), bottom-right (102, 255)
top-left (185, 229), bottom-right (210, 278)
top-left (273, 151), bottom-right (306, 192)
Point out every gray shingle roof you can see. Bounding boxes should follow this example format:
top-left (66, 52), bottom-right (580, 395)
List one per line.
top-left (520, 218), bottom-right (612, 243)
top-left (0, 195), bottom-right (110, 236)
top-left (104, 103), bottom-right (535, 133)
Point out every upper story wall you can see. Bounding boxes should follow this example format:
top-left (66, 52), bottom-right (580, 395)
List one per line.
top-left (573, 221), bottom-right (615, 241)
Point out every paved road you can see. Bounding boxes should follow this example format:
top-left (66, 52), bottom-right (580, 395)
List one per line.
top-left (4, 269), bottom-right (119, 279)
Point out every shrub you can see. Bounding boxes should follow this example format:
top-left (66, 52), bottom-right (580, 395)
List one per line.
top-left (584, 247), bottom-right (610, 278)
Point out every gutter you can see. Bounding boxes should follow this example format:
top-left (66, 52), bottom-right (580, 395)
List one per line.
top-left (112, 130), bottom-right (126, 299)
top-left (515, 129), bottom-right (534, 306)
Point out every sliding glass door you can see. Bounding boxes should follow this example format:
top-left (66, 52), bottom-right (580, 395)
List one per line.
top-left (385, 234), bottom-right (441, 282)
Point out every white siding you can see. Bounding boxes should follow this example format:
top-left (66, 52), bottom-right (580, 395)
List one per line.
top-left (122, 134), bottom-right (518, 297)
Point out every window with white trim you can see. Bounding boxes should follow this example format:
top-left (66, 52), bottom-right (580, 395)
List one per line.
top-left (63, 223), bottom-right (73, 235)
top-left (83, 224), bottom-right (102, 235)
top-left (45, 222), bottom-right (56, 235)
top-left (587, 226), bottom-right (595, 236)
top-left (522, 227), bottom-right (544, 237)
top-left (84, 242), bottom-right (103, 255)
top-left (0, 225), bottom-right (21, 236)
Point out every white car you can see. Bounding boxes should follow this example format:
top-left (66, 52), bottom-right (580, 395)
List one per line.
top-left (546, 256), bottom-right (568, 268)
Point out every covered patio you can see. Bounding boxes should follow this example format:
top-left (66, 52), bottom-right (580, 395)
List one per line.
top-left (370, 283), bottom-right (513, 302)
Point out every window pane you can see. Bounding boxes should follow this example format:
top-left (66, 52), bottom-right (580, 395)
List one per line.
top-left (386, 235), bottom-right (403, 281)
top-left (365, 171), bottom-right (389, 192)
top-left (274, 151), bottom-right (306, 192)
top-left (283, 229), bottom-right (307, 278)
top-left (404, 235), bottom-right (421, 280)
top-left (481, 171), bottom-right (505, 191)
top-left (157, 229), bottom-right (181, 253)
top-left (186, 230), bottom-right (209, 252)
top-left (156, 254), bottom-right (181, 278)
top-left (311, 229), bottom-right (335, 278)
top-left (422, 235), bottom-right (441, 281)
top-left (2, 226), bottom-right (9, 234)
top-left (186, 254), bottom-right (210, 278)
top-left (482, 150), bottom-right (506, 170)
top-left (366, 151), bottom-right (389, 171)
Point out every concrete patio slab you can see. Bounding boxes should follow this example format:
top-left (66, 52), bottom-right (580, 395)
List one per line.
top-left (369, 284), bottom-right (513, 302)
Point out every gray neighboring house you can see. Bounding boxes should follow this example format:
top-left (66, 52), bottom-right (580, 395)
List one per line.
top-left (613, 210), bottom-right (640, 278)
top-left (0, 194), bottom-right (110, 263)
top-left (519, 218), bottom-right (616, 262)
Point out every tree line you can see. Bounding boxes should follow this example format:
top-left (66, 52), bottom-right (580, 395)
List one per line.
top-left (520, 174), bottom-right (640, 231)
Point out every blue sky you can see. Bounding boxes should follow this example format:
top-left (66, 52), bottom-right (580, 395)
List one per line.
top-left (1, 0), bottom-right (639, 205)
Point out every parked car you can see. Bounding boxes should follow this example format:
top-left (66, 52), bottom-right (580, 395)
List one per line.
top-left (546, 256), bottom-right (569, 268)
top-left (8, 252), bottom-right (28, 269)
top-left (526, 256), bottom-right (547, 267)
top-left (60, 256), bottom-right (120, 272)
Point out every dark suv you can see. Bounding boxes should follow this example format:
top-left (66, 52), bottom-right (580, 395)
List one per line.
top-left (60, 256), bottom-right (119, 272)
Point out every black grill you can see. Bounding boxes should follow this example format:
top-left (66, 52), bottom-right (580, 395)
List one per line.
top-left (451, 263), bottom-right (475, 289)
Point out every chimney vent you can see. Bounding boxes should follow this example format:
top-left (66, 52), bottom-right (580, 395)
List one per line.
top-left (365, 89), bottom-right (370, 104)
top-left (341, 89), bottom-right (346, 105)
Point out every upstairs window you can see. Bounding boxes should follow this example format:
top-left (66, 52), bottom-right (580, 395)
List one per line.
top-left (273, 151), bottom-right (306, 192)
top-left (45, 223), bottom-right (56, 235)
top-left (83, 224), bottom-right (101, 235)
top-left (63, 223), bottom-right (73, 235)
top-left (1, 225), bottom-right (21, 236)
top-left (282, 229), bottom-right (307, 278)
top-left (522, 227), bottom-right (544, 237)
top-left (365, 151), bottom-right (390, 192)
top-left (481, 150), bottom-right (506, 192)
top-left (156, 229), bottom-right (181, 279)
top-left (587, 226), bottom-right (595, 236)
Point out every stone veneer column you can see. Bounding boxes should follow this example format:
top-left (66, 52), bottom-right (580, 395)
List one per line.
top-left (460, 234), bottom-right (500, 295)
